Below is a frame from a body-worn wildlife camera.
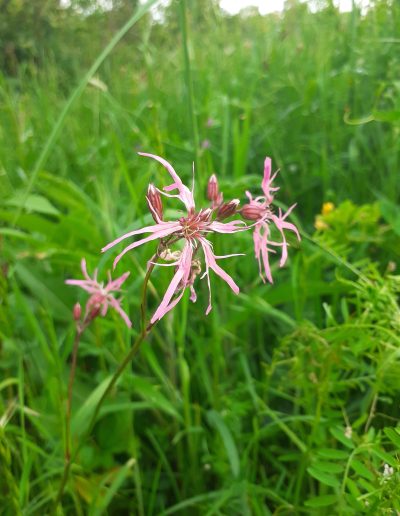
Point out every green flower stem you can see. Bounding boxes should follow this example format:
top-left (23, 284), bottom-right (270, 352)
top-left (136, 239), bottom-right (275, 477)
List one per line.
top-left (65, 328), bottom-right (83, 463)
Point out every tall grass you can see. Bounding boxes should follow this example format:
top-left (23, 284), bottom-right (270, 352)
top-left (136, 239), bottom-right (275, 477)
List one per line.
top-left (1, 0), bottom-right (400, 513)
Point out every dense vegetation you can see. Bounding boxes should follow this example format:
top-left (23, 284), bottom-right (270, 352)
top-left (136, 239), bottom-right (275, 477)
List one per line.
top-left (1, 0), bottom-right (400, 513)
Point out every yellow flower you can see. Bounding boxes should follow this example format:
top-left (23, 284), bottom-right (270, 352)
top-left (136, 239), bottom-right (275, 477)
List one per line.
top-left (314, 216), bottom-right (328, 231)
top-left (322, 202), bottom-right (335, 215)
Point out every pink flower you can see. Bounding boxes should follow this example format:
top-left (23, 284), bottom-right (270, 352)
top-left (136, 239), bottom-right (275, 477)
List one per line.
top-left (241, 157), bottom-right (300, 283)
top-left (66, 258), bottom-right (132, 327)
top-left (102, 153), bottom-right (244, 323)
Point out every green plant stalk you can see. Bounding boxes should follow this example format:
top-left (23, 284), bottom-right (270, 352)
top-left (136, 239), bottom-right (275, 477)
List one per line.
top-left (13, 0), bottom-right (159, 227)
top-left (178, 0), bottom-right (200, 181)
top-left (65, 329), bottom-right (82, 463)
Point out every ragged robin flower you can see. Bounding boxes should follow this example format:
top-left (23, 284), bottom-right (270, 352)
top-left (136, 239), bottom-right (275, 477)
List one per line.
top-left (102, 153), bottom-right (244, 323)
top-left (65, 258), bottom-right (132, 328)
top-left (241, 157), bottom-right (300, 283)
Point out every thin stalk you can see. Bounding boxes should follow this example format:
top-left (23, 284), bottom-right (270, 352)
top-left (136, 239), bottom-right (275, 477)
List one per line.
top-left (178, 0), bottom-right (200, 181)
top-left (65, 330), bottom-right (82, 462)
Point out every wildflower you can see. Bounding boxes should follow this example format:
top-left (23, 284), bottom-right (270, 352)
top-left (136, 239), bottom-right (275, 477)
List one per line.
top-left (344, 425), bottom-right (352, 439)
top-left (102, 153), bottom-right (244, 323)
top-left (241, 157), bottom-right (300, 283)
top-left (383, 463), bottom-right (394, 478)
top-left (314, 216), bottom-right (328, 231)
top-left (314, 202), bottom-right (335, 231)
top-left (322, 202), bottom-right (335, 215)
top-left (66, 258), bottom-right (132, 327)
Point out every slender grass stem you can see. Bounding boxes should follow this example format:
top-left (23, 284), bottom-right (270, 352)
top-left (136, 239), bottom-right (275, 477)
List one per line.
top-left (178, 0), bottom-right (200, 181)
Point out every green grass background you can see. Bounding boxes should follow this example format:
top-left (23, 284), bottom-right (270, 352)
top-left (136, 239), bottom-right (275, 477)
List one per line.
top-left (1, 0), bottom-right (400, 513)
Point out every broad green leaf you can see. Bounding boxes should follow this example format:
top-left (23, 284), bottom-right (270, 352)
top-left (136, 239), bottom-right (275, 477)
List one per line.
top-left (6, 193), bottom-right (60, 216)
top-left (305, 495), bottom-right (337, 508)
top-left (307, 467), bottom-right (340, 488)
top-left (329, 427), bottom-right (355, 449)
top-left (371, 447), bottom-right (397, 468)
top-left (317, 448), bottom-right (349, 460)
top-left (72, 376), bottom-right (113, 436)
top-left (312, 461), bottom-right (344, 474)
top-left (350, 459), bottom-right (375, 481)
top-left (384, 427), bottom-right (400, 449)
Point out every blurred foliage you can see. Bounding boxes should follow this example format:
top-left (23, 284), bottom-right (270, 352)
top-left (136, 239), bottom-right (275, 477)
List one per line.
top-left (0, 0), bottom-right (140, 75)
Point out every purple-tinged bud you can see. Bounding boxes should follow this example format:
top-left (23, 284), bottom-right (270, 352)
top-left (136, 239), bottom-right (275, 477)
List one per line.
top-left (73, 302), bottom-right (82, 321)
top-left (207, 174), bottom-right (223, 208)
top-left (241, 203), bottom-right (266, 221)
top-left (217, 199), bottom-right (240, 220)
top-left (87, 305), bottom-right (101, 323)
top-left (146, 184), bottom-right (163, 222)
top-left (207, 174), bottom-right (219, 202)
top-left (199, 208), bottom-right (213, 221)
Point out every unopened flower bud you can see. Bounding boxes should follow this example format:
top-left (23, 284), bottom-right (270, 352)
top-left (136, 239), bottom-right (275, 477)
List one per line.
top-left (241, 203), bottom-right (265, 221)
top-left (207, 174), bottom-right (223, 207)
top-left (88, 305), bottom-right (101, 323)
top-left (217, 199), bottom-right (240, 220)
top-left (146, 184), bottom-right (163, 222)
top-left (73, 302), bottom-right (82, 321)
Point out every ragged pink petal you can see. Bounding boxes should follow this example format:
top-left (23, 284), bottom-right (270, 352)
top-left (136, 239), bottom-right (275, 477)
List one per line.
top-left (112, 224), bottom-right (181, 269)
top-left (65, 280), bottom-right (101, 294)
top-left (102, 221), bottom-right (179, 253)
top-left (108, 296), bottom-right (132, 328)
top-left (150, 243), bottom-right (193, 323)
top-left (261, 157), bottom-right (271, 198)
top-left (209, 220), bottom-right (246, 233)
top-left (105, 271), bottom-right (130, 292)
top-left (200, 238), bottom-right (240, 296)
top-left (139, 153), bottom-right (195, 212)
top-left (190, 285), bottom-right (197, 303)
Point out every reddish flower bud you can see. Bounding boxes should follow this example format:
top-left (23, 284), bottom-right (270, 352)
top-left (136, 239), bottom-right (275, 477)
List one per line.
top-left (87, 305), bottom-right (101, 323)
top-left (146, 184), bottom-right (163, 222)
top-left (241, 203), bottom-right (265, 221)
top-left (217, 199), bottom-right (240, 220)
top-left (207, 174), bottom-right (223, 207)
top-left (73, 302), bottom-right (82, 321)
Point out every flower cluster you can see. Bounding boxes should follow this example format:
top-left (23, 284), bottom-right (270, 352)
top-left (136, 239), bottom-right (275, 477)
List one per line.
top-left (67, 153), bottom-right (300, 327)
top-left (102, 153), bottom-right (245, 323)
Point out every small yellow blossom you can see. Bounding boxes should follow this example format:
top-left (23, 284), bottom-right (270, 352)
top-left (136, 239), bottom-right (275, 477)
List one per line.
top-left (314, 216), bottom-right (328, 231)
top-left (322, 202), bottom-right (335, 215)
